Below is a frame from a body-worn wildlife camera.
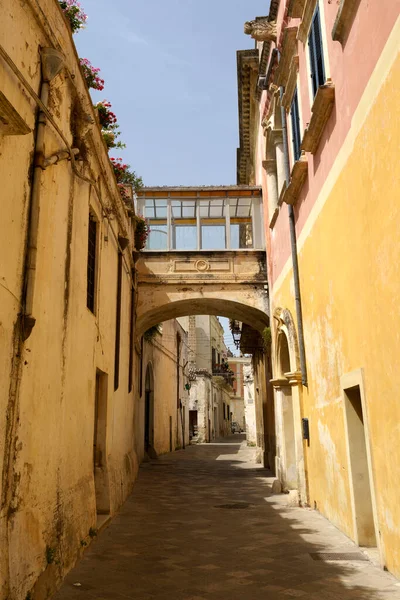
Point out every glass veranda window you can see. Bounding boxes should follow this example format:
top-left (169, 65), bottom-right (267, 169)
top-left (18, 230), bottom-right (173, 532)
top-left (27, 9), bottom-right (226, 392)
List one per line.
top-left (229, 198), bottom-right (253, 249)
top-left (145, 199), bottom-right (167, 250)
top-left (171, 200), bottom-right (197, 250)
top-left (200, 200), bottom-right (226, 250)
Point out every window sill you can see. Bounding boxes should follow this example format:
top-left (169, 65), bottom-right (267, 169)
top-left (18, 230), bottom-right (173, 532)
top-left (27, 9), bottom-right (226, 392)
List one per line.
top-left (301, 81), bottom-right (335, 154)
top-left (0, 91), bottom-right (31, 136)
top-left (332, 0), bottom-right (361, 44)
top-left (281, 153), bottom-right (308, 206)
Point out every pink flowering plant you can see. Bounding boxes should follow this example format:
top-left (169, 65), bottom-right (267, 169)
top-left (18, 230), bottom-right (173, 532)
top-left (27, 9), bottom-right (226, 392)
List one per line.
top-left (110, 157), bottom-right (143, 191)
top-left (79, 58), bottom-right (104, 91)
top-left (94, 100), bottom-right (117, 129)
top-left (59, 0), bottom-right (87, 33)
top-left (133, 215), bottom-right (150, 251)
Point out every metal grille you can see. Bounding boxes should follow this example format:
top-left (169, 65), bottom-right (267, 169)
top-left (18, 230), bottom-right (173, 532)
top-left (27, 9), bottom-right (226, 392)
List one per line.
top-left (87, 214), bottom-right (97, 312)
top-left (310, 552), bottom-right (368, 562)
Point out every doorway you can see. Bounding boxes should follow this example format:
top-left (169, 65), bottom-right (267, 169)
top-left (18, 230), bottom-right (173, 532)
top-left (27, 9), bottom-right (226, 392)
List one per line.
top-left (144, 363), bottom-right (154, 454)
top-left (93, 370), bottom-right (110, 516)
top-left (343, 375), bottom-right (377, 548)
top-left (278, 333), bottom-right (296, 489)
top-left (189, 410), bottom-right (198, 440)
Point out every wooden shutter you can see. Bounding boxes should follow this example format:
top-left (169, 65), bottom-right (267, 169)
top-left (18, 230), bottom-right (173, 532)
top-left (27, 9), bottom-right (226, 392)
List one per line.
top-left (290, 88), bottom-right (301, 162)
top-left (308, 3), bottom-right (326, 98)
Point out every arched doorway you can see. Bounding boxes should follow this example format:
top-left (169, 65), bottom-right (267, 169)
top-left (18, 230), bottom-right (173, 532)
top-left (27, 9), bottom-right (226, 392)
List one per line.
top-left (272, 308), bottom-right (308, 504)
top-left (276, 331), bottom-right (297, 489)
top-left (144, 363), bottom-right (154, 454)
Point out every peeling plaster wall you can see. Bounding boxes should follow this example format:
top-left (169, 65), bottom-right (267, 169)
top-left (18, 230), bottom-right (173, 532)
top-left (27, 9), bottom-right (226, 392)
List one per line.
top-left (0, 1), bottom-right (140, 597)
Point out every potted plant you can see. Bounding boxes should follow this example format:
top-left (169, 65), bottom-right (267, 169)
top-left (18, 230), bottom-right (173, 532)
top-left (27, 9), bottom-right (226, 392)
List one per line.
top-left (58, 0), bottom-right (87, 33)
top-left (79, 58), bottom-right (104, 91)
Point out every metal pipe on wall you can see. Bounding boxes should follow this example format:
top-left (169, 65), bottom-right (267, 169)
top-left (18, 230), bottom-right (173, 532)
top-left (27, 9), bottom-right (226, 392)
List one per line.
top-left (23, 48), bottom-right (65, 339)
top-left (278, 77), bottom-right (308, 387)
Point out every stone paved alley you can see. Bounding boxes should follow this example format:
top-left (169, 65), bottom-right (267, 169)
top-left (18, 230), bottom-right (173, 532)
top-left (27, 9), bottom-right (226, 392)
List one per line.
top-left (54, 436), bottom-right (400, 600)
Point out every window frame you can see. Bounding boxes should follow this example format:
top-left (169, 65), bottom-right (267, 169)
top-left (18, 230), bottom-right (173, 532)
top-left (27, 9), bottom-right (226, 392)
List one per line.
top-left (87, 211), bottom-right (98, 314)
top-left (290, 88), bottom-right (302, 162)
top-left (308, 3), bottom-right (326, 99)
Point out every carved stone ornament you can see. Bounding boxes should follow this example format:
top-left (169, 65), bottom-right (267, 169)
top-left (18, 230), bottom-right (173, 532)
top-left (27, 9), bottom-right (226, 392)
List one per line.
top-left (195, 259), bottom-right (210, 272)
top-left (244, 18), bottom-right (277, 42)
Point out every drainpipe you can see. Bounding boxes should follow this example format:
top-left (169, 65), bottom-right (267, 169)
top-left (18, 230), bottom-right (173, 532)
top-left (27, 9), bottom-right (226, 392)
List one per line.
top-left (23, 48), bottom-right (65, 340)
top-left (277, 59), bottom-right (308, 387)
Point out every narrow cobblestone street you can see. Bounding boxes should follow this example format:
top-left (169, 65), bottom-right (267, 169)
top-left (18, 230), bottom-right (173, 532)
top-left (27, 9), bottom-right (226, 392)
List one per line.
top-left (54, 436), bottom-right (400, 600)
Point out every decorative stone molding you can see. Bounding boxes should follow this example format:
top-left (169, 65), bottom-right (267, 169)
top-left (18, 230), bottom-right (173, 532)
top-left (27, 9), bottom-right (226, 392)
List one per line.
top-left (262, 159), bottom-right (277, 175)
top-left (0, 92), bottom-right (31, 136)
top-left (298, 0), bottom-right (318, 43)
top-left (288, 0), bottom-right (306, 18)
top-left (332, 0), bottom-right (361, 44)
top-left (270, 377), bottom-right (291, 388)
top-left (282, 56), bottom-right (299, 110)
top-left (244, 18), bottom-right (277, 42)
top-left (269, 207), bottom-right (279, 229)
top-left (274, 26), bottom-right (298, 87)
top-left (281, 153), bottom-right (308, 206)
top-left (301, 81), bottom-right (335, 154)
top-left (285, 370), bottom-right (303, 385)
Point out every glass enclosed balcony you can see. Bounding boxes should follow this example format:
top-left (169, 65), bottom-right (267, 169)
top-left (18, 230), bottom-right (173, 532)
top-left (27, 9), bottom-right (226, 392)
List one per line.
top-left (136, 187), bottom-right (264, 251)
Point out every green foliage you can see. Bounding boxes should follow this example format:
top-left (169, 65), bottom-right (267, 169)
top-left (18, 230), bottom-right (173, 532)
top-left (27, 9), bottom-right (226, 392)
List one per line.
top-left (133, 215), bottom-right (149, 250)
top-left (262, 326), bottom-right (272, 349)
top-left (144, 325), bottom-right (160, 341)
top-left (46, 546), bottom-right (56, 565)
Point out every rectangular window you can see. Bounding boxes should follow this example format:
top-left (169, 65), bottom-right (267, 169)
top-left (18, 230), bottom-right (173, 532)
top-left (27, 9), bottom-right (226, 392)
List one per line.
top-left (128, 281), bottom-right (135, 393)
top-left (87, 213), bottom-right (97, 313)
top-left (223, 403), bottom-right (226, 420)
top-left (308, 3), bottom-right (326, 98)
top-left (290, 88), bottom-right (302, 162)
top-left (114, 252), bottom-right (123, 391)
top-left (172, 200), bottom-right (197, 250)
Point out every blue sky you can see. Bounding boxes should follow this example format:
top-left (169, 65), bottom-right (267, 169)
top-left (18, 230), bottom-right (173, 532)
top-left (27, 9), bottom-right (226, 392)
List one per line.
top-left (75, 0), bottom-right (269, 187)
top-left (75, 0), bottom-right (269, 354)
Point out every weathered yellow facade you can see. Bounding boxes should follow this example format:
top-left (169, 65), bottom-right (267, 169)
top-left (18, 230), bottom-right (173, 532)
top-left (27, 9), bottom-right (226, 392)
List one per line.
top-left (241, 0), bottom-right (400, 579)
top-left (0, 1), bottom-right (142, 597)
top-left (272, 35), bottom-right (400, 571)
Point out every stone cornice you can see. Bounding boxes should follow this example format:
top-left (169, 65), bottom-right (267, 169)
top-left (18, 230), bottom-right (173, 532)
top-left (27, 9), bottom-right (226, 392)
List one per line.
top-left (237, 49), bottom-right (259, 184)
top-left (274, 26), bottom-right (299, 87)
top-left (281, 153), bottom-right (308, 205)
top-left (282, 56), bottom-right (299, 110)
top-left (332, 0), bottom-right (362, 44)
top-left (301, 81), bottom-right (335, 153)
top-left (288, 0), bottom-right (306, 18)
top-left (298, 0), bottom-right (318, 43)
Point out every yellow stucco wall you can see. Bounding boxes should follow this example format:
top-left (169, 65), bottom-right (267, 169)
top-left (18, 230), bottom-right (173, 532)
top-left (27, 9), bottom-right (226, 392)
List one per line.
top-left (271, 38), bottom-right (400, 575)
top-left (0, 1), bottom-right (141, 598)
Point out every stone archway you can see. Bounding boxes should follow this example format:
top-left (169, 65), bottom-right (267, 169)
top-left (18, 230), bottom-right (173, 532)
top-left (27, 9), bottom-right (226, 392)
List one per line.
top-left (135, 249), bottom-right (269, 337)
top-left (271, 308), bottom-right (308, 504)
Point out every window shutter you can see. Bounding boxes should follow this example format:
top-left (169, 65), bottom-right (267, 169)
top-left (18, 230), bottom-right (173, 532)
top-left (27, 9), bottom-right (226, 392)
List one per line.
top-left (290, 88), bottom-right (301, 162)
top-left (308, 3), bottom-right (325, 98)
